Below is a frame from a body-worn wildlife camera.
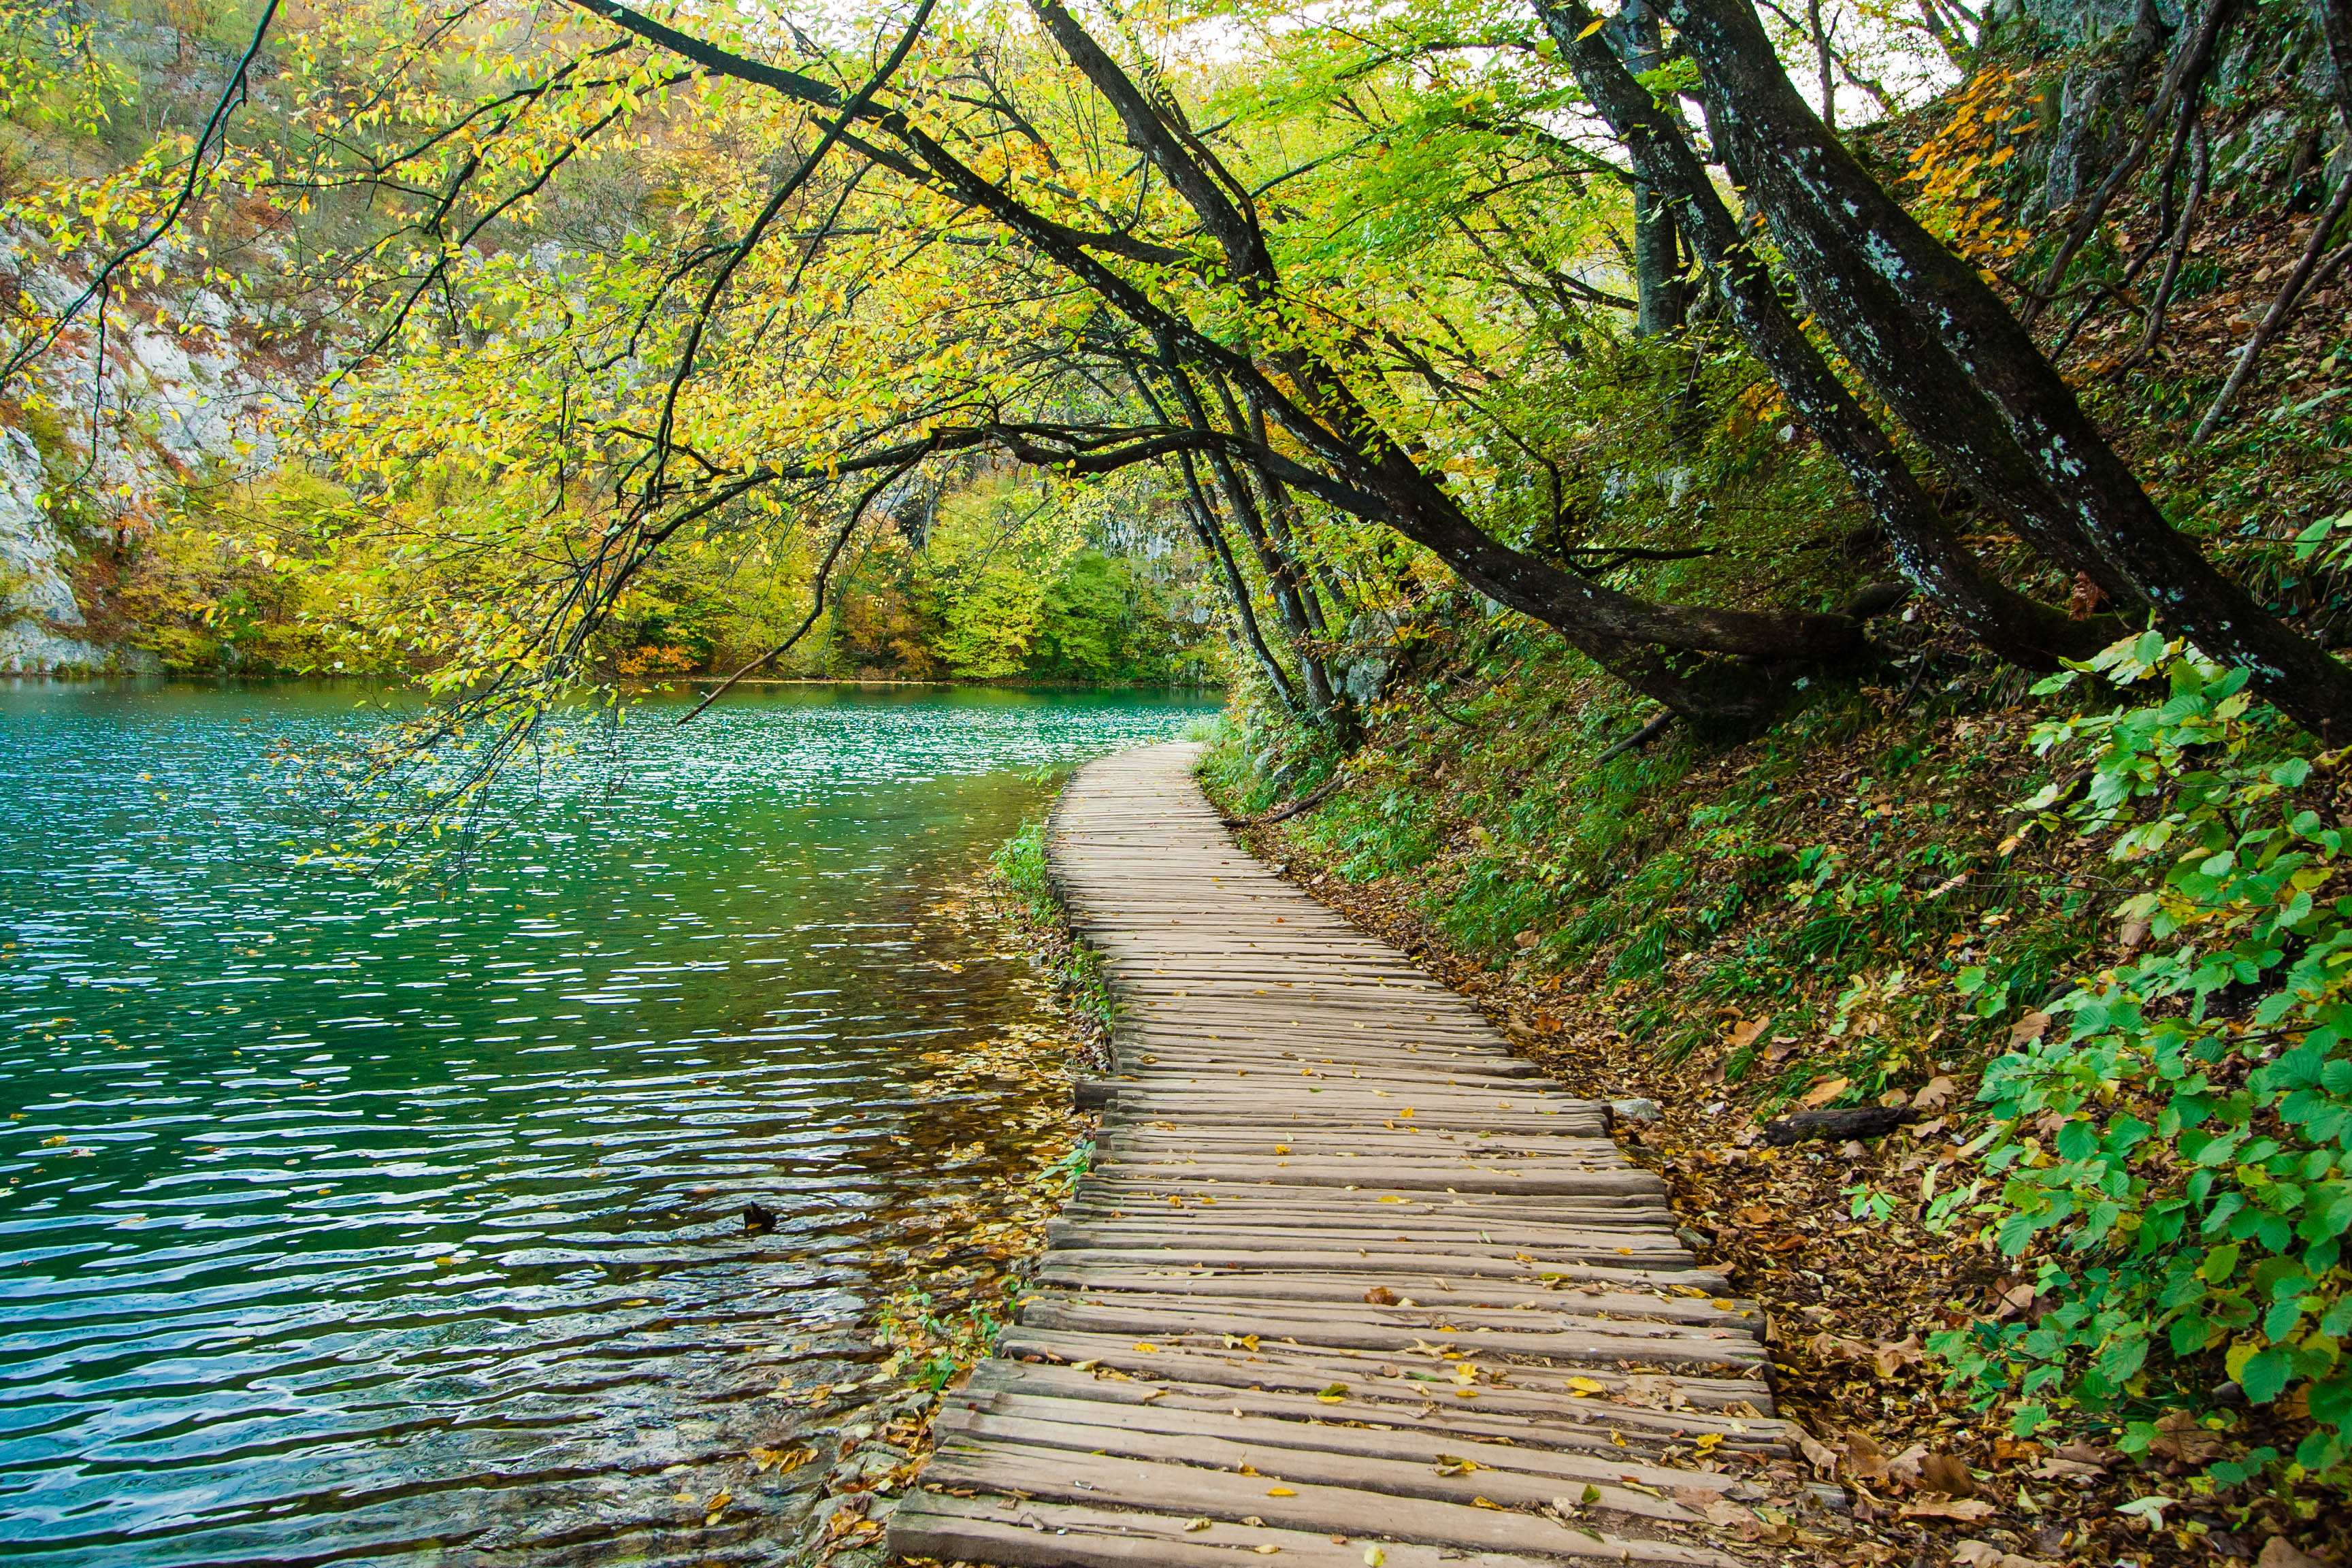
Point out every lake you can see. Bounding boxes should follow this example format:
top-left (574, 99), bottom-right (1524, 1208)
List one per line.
top-left (0, 680), bottom-right (1215, 1566)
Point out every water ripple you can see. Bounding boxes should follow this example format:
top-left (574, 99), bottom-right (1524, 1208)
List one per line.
top-left (0, 679), bottom-right (1211, 1565)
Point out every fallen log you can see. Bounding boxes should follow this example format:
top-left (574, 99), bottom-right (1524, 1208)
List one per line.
top-left (1761, 1106), bottom-right (1910, 1146)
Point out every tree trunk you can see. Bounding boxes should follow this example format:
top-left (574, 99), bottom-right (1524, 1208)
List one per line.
top-left (1027, 0), bottom-right (1869, 725)
top-left (1171, 444), bottom-right (1302, 713)
top-left (1663, 0), bottom-right (2352, 740)
top-left (1544, 0), bottom-right (2115, 667)
top-left (1620, 2), bottom-right (1691, 337)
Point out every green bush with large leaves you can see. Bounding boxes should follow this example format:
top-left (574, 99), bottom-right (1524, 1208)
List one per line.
top-left (1932, 632), bottom-right (2352, 1487)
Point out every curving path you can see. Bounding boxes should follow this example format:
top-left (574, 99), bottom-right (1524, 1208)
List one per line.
top-left (889, 742), bottom-right (1802, 1568)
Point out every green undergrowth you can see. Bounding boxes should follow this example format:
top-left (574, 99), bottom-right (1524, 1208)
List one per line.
top-left (989, 811), bottom-right (1115, 1053)
top-left (1207, 607), bottom-right (2352, 1507)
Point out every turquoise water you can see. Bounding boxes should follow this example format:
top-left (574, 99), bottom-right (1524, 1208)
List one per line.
top-left (0, 680), bottom-right (1213, 1566)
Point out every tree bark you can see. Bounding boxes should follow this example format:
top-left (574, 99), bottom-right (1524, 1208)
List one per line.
top-left (1544, 0), bottom-right (2114, 667)
top-left (1662, 0), bottom-right (2352, 739)
top-left (1763, 1105), bottom-right (1911, 1145)
top-left (1028, 0), bottom-right (1863, 722)
top-left (1620, 1), bottom-right (1692, 337)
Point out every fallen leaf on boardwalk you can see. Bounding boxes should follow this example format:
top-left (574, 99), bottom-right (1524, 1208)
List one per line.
top-left (1901, 1497), bottom-right (1997, 1521)
top-left (1068, 1359), bottom-right (1100, 1371)
top-left (1184, 1518), bottom-right (1212, 1532)
top-left (1317, 1384), bottom-right (1349, 1403)
top-left (1363, 1549), bottom-right (1385, 1567)
top-left (1565, 1375), bottom-right (1607, 1394)
top-left (1238, 1463), bottom-right (1262, 1476)
top-left (1133, 1341), bottom-right (1160, 1353)
top-left (1801, 1077), bottom-right (1850, 1108)
top-left (1364, 1287), bottom-right (1398, 1305)
top-left (1470, 1497), bottom-right (1503, 1510)
top-left (1254, 1546), bottom-right (1280, 1555)
top-left (1274, 1145), bottom-right (1290, 1154)
top-left (1434, 1455), bottom-right (1483, 1476)
top-left (1267, 1486), bottom-right (1298, 1497)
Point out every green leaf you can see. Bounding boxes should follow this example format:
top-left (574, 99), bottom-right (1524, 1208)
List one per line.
top-left (2240, 1345), bottom-right (2294, 1406)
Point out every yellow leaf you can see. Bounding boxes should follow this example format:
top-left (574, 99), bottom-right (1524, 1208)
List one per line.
top-left (1471, 1496), bottom-right (1503, 1510)
top-left (1254, 1547), bottom-right (1281, 1556)
top-left (1575, 16), bottom-right (1607, 37)
top-left (1800, 1076), bottom-right (1849, 1109)
top-left (1185, 1518), bottom-right (1212, 1532)
top-left (1365, 1550), bottom-right (1385, 1567)
top-left (1566, 1376), bottom-right (1607, 1394)
top-left (1134, 1342), bottom-right (1160, 1353)
top-left (1267, 1486), bottom-right (1297, 1497)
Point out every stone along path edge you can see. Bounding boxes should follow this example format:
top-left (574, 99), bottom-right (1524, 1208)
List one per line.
top-left (887, 742), bottom-right (1816, 1568)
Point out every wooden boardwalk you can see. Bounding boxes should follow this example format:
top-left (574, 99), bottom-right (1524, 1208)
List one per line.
top-left (890, 743), bottom-right (1795, 1568)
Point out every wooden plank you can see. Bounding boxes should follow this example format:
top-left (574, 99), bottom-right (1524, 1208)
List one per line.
top-left (958, 1390), bottom-right (1769, 1492)
top-left (888, 743), bottom-right (1778, 1568)
top-left (891, 1494), bottom-right (1730, 1568)
top-left (965, 1362), bottom-right (1788, 1451)
top-left (930, 1405), bottom-right (1703, 1522)
top-left (913, 1447), bottom-right (1745, 1566)
top-left (994, 1327), bottom-right (1775, 1412)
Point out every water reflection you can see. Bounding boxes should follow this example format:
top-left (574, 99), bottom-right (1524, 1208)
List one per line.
top-left (0, 680), bottom-right (1213, 1565)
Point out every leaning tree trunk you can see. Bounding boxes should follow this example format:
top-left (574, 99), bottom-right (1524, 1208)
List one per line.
top-left (1542, 0), bottom-right (2115, 667)
top-left (1659, 0), bottom-right (2352, 739)
top-left (1030, 0), bottom-right (1865, 728)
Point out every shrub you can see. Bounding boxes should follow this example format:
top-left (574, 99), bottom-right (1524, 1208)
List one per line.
top-left (1931, 633), bottom-right (2352, 1488)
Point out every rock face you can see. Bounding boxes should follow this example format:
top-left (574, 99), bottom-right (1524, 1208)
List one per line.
top-left (0, 426), bottom-right (149, 674)
top-left (0, 235), bottom-right (284, 674)
top-left (1335, 608), bottom-right (1402, 710)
